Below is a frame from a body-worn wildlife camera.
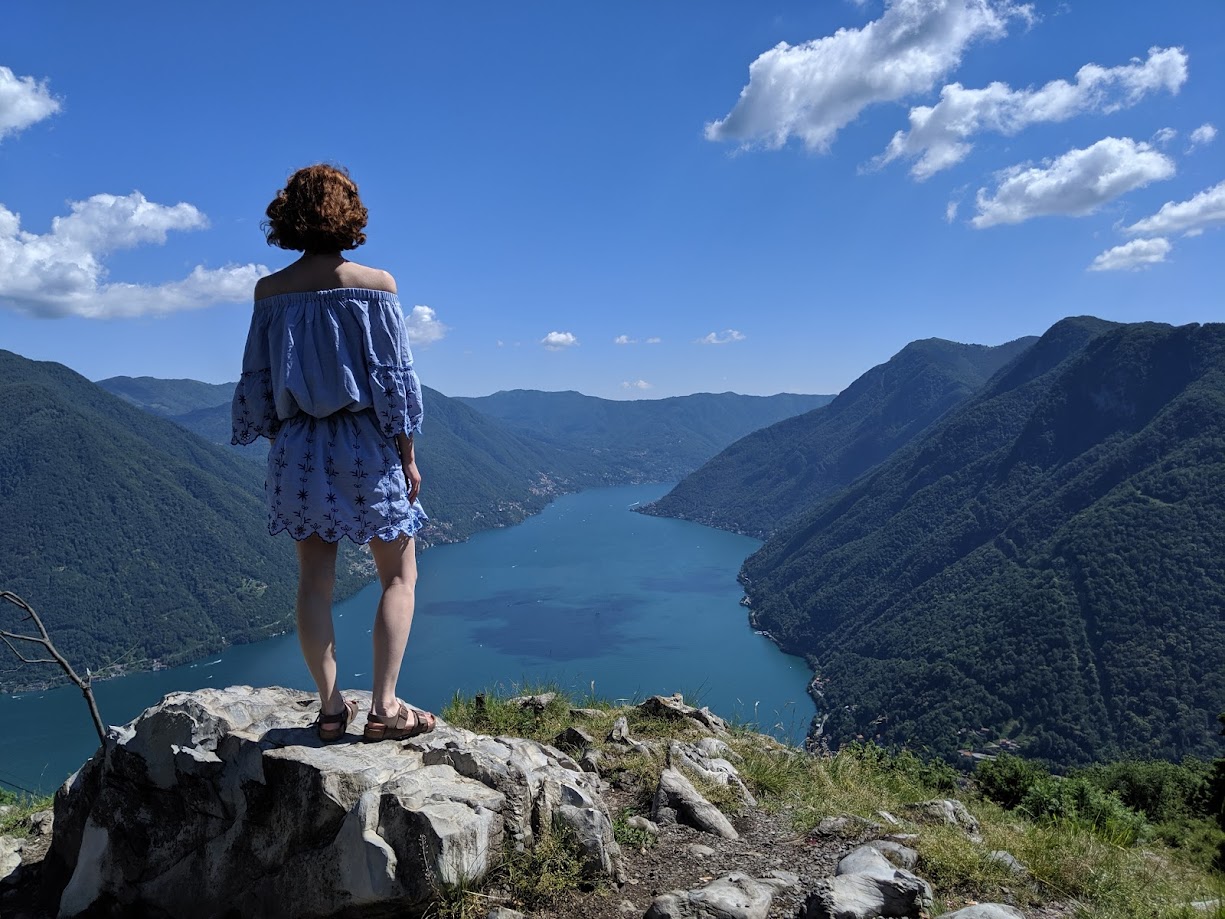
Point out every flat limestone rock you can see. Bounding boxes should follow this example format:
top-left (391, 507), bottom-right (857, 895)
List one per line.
top-left (645, 872), bottom-right (782, 919)
top-left (47, 685), bottom-right (622, 919)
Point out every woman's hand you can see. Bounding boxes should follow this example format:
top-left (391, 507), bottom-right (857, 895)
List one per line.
top-left (403, 459), bottom-right (422, 503)
top-left (396, 434), bottom-right (421, 503)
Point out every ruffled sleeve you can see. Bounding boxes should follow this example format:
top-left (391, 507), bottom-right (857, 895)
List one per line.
top-left (367, 296), bottom-right (425, 439)
top-left (230, 308), bottom-right (281, 445)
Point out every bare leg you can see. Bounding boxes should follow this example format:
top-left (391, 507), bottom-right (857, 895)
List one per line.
top-left (295, 535), bottom-right (345, 716)
top-left (368, 535), bottom-right (418, 718)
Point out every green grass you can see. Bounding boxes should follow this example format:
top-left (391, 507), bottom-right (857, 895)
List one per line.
top-left (440, 688), bottom-right (1225, 917)
top-left (0, 793), bottom-right (53, 837)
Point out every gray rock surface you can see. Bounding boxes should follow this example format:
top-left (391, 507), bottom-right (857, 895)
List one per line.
top-left (652, 768), bottom-right (739, 840)
top-left (668, 741), bottom-right (756, 807)
top-left (637, 694), bottom-right (729, 736)
top-left (906, 799), bottom-right (982, 841)
top-left (627, 815), bottom-right (660, 835)
top-left (866, 840), bottom-right (918, 870)
top-left (47, 685), bottom-right (622, 919)
top-left (0, 836), bottom-right (24, 886)
top-left (485, 909), bottom-right (527, 919)
top-left (645, 872), bottom-right (785, 919)
top-left (939, 906), bottom-right (1024, 919)
top-left (986, 849), bottom-right (1027, 875)
top-left (798, 869), bottom-right (930, 919)
top-left (506, 692), bottom-right (556, 711)
top-left (554, 726), bottom-right (595, 751)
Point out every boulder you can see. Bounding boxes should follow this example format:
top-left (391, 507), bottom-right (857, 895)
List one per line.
top-left (866, 840), bottom-right (918, 870)
top-left (905, 799), bottom-right (982, 842)
top-left (1, 836), bottom-right (24, 886)
top-left (645, 872), bottom-right (787, 919)
top-left (798, 870), bottom-right (930, 919)
top-left (986, 850), bottom-right (1027, 876)
top-left (553, 726), bottom-right (595, 752)
top-left (627, 816), bottom-right (660, 835)
top-left (47, 686), bottom-right (622, 919)
top-left (505, 693), bottom-right (556, 711)
top-left (637, 695), bottom-right (728, 736)
top-left (668, 741), bottom-right (756, 807)
top-left (652, 768), bottom-right (738, 840)
top-left (939, 906), bottom-right (1024, 919)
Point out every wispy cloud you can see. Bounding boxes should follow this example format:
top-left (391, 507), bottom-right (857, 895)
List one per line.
top-left (645, 337), bottom-right (662, 344)
top-left (0, 65), bottom-right (61, 142)
top-left (405, 305), bottom-right (447, 345)
top-left (971, 137), bottom-right (1174, 228)
top-left (621, 379), bottom-right (652, 390)
top-left (1122, 179), bottom-right (1225, 238)
top-left (877, 46), bottom-right (1186, 179)
top-left (0, 192), bottom-right (266, 318)
top-left (1187, 123), bottom-right (1217, 153)
top-left (614, 334), bottom-right (637, 345)
top-left (540, 331), bottom-right (579, 351)
top-left (706, 0), bottom-right (1031, 153)
top-left (1088, 237), bottom-right (1170, 272)
top-left (696, 329), bottom-right (746, 345)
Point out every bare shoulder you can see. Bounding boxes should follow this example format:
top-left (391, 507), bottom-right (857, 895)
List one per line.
top-left (343, 262), bottom-right (397, 294)
top-left (254, 267), bottom-right (291, 300)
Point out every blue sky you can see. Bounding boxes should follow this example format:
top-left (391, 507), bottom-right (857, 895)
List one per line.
top-left (2, 1), bottom-right (1222, 400)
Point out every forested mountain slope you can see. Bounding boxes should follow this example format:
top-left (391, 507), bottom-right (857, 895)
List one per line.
top-left (641, 336), bottom-right (1036, 538)
top-left (0, 351), bottom-right (370, 691)
top-left (456, 390), bottom-right (834, 481)
top-left (97, 375), bottom-right (235, 416)
top-left (743, 318), bottom-right (1225, 765)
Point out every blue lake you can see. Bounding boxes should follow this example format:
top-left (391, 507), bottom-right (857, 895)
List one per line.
top-left (0, 483), bottom-right (816, 796)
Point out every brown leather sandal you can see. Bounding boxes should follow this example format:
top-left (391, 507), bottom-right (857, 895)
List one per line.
top-left (363, 700), bottom-right (437, 742)
top-left (316, 698), bottom-right (358, 742)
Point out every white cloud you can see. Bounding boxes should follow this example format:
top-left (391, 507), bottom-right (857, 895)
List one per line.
top-left (706, 0), bottom-right (1031, 153)
top-left (945, 200), bottom-right (959, 222)
top-left (540, 331), bottom-right (579, 350)
top-left (621, 379), bottom-right (652, 390)
top-left (1122, 179), bottom-right (1225, 238)
top-left (878, 46), bottom-right (1187, 178)
top-left (971, 137), bottom-right (1175, 228)
top-left (1088, 237), bottom-right (1170, 272)
top-left (0, 66), bottom-right (61, 141)
top-left (1151, 127), bottom-right (1177, 147)
top-left (405, 304), bottom-right (447, 345)
top-left (1187, 123), bottom-right (1217, 152)
top-left (696, 329), bottom-right (746, 345)
top-left (614, 334), bottom-right (637, 345)
top-left (645, 337), bottom-right (662, 344)
top-left (0, 192), bottom-right (267, 318)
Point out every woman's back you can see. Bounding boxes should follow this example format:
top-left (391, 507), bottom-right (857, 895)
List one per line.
top-left (255, 254), bottom-right (396, 300)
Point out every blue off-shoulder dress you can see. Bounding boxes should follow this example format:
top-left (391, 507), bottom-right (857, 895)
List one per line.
top-left (230, 288), bottom-right (428, 544)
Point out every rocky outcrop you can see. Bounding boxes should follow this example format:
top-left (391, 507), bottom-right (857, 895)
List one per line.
top-left (46, 686), bottom-right (621, 919)
top-left (644, 871), bottom-right (795, 919)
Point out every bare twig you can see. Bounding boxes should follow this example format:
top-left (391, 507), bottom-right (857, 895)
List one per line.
top-left (1, 590), bottom-right (107, 744)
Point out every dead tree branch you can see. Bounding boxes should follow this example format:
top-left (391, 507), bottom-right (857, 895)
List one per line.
top-left (1, 590), bottom-right (106, 745)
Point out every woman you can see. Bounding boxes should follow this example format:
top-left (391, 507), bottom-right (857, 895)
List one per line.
top-left (231, 164), bottom-right (435, 742)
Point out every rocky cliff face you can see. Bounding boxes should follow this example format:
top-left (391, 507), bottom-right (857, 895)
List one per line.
top-left (3, 687), bottom-right (1124, 919)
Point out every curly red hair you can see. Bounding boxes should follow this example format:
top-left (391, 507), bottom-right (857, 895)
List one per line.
top-left (263, 164), bottom-right (368, 253)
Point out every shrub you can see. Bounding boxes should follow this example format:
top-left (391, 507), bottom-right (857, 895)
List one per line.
top-left (976, 754), bottom-right (1050, 809)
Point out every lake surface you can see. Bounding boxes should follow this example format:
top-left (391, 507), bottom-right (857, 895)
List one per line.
top-left (0, 484), bottom-right (815, 796)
